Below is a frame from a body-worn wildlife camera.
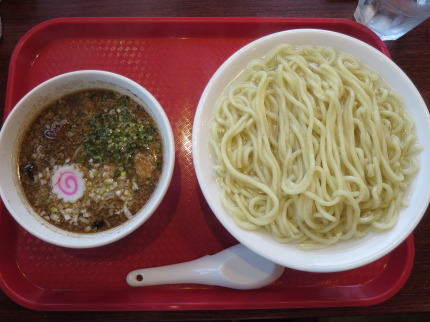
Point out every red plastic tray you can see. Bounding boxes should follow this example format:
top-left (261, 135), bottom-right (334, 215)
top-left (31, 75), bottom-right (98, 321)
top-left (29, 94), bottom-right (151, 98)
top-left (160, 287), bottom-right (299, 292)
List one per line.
top-left (0, 17), bottom-right (414, 311)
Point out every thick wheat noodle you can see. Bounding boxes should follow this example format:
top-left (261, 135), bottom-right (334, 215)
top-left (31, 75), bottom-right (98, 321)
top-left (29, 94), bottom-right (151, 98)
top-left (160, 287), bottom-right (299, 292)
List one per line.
top-left (210, 44), bottom-right (420, 249)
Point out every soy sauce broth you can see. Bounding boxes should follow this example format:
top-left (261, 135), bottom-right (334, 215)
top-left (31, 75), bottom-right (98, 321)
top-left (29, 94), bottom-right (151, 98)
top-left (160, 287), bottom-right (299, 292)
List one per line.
top-left (18, 89), bottom-right (163, 233)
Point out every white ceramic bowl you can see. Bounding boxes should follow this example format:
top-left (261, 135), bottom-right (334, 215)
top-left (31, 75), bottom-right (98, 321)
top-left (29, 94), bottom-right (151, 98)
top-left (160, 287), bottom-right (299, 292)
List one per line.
top-left (0, 70), bottom-right (175, 248)
top-left (193, 29), bottom-right (430, 272)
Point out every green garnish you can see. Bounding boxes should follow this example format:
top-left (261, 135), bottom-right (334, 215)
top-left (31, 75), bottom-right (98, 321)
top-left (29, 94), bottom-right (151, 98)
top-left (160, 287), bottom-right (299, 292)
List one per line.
top-left (83, 101), bottom-right (157, 170)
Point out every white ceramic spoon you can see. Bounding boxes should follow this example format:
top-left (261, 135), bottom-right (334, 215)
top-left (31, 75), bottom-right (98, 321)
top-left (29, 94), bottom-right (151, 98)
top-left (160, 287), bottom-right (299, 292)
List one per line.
top-left (126, 244), bottom-right (285, 289)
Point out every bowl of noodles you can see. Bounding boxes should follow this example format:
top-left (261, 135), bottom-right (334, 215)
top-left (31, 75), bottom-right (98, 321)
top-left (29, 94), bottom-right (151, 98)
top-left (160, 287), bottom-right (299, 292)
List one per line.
top-left (193, 29), bottom-right (430, 272)
top-left (0, 70), bottom-right (175, 248)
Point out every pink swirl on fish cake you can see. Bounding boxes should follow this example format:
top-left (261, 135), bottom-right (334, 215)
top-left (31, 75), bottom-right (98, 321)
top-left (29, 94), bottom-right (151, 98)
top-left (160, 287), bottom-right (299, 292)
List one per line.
top-left (51, 165), bottom-right (85, 202)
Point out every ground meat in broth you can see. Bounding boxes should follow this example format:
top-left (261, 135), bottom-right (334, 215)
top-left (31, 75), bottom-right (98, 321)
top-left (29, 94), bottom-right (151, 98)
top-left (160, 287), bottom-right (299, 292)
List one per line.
top-left (18, 89), bottom-right (163, 233)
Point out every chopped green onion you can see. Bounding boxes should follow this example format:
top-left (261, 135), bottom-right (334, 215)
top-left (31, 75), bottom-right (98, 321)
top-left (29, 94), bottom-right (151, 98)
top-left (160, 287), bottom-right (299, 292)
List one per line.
top-left (82, 96), bottom-right (159, 171)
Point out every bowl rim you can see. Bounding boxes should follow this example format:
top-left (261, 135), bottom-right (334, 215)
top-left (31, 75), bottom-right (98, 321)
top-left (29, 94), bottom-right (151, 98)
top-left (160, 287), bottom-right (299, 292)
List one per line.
top-left (0, 70), bottom-right (175, 248)
top-left (192, 29), bottom-right (430, 272)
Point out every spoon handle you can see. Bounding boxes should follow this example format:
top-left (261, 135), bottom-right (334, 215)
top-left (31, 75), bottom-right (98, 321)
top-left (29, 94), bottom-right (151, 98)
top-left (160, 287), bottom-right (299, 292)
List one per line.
top-left (126, 255), bottom-right (219, 287)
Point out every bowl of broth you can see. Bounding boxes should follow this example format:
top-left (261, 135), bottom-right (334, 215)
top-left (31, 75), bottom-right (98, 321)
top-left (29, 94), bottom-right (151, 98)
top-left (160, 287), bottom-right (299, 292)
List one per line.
top-left (193, 29), bottom-right (430, 272)
top-left (0, 70), bottom-right (175, 248)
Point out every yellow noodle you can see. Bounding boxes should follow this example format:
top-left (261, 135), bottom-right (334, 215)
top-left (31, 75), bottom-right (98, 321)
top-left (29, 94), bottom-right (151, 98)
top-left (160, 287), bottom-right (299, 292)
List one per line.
top-left (210, 44), bottom-right (420, 249)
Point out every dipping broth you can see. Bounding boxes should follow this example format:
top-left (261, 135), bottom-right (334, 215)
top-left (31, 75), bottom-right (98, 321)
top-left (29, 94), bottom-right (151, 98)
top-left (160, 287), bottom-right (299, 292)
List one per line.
top-left (18, 89), bottom-right (163, 233)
